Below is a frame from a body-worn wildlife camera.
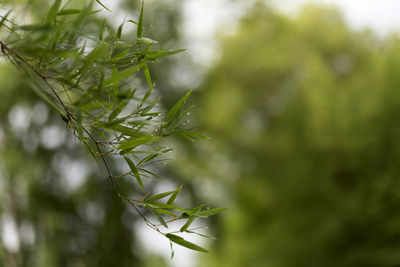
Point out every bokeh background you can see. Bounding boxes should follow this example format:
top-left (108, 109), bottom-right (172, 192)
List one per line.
top-left (2, 0), bottom-right (400, 266)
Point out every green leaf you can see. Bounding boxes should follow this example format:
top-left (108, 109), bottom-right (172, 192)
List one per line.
top-left (136, 37), bottom-right (158, 45)
top-left (185, 230), bottom-right (217, 240)
top-left (180, 218), bottom-right (194, 232)
top-left (124, 156), bottom-right (144, 190)
top-left (146, 191), bottom-right (175, 202)
top-left (46, 0), bottom-right (62, 24)
top-left (165, 130), bottom-right (209, 141)
top-left (142, 63), bottom-right (152, 86)
top-left (99, 19), bottom-right (106, 40)
top-left (170, 241), bottom-right (174, 260)
top-left (19, 24), bottom-right (51, 31)
top-left (143, 49), bottom-right (186, 61)
top-left (108, 99), bottom-right (129, 122)
top-left (146, 201), bottom-right (186, 212)
top-left (195, 208), bottom-right (227, 217)
top-left (167, 185), bottom-right (182, 205)
top-left (104, 64), bottom-right (141, 85)
top-left (75, 110), bottom-right (83, 140)
top-left (166, 234), bottom-right (208, 252)
top-left (139, 168), bottom-right (163, 179)
top-left (155, 208), bottom-right (176, 217)
top-left (119, 136), bottom-right (160, 151)
top-left (128, 19), bottom-right (138, 25)
top-left (0, 10), bottom-right (12, 29)
top-left (117, 22), bottom-right (124, 40)
top-left (137, 1), bottom-right (144, 39)
top-left (57, 9), bottom-right (82, 16)
top-left (95, 0), bottom-right (111, 12)
top-left (147, 205), bottom-right (168, 228)
top-left (164, 90), bottom-right (192, 122)
top-left (109, 49), bottom-right (130, 61)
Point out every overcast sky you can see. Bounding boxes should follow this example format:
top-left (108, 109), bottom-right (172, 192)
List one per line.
top-left (273, 0), bottom-right (400, 35)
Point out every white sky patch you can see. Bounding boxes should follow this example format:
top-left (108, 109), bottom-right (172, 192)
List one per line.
top-left (60, 158), bottom-right (90, 193)
top-left (182, 0), bottom-right (252, 67)
top-left (1, 214), bottom-right (20, 253)
top-left (8, 105), bottom-right (31, 133)
top-left (40, 125), bottom-right (67, 149)
top-left (272, 0), bottom-right (400, 36)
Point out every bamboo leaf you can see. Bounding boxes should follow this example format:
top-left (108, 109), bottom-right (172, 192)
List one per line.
top-left (146, 191), bottom-right (175, 202)
top-left (167, 185), bottom-right (182, 205)
top-left (108, 99), bottom-right (129, 122)
top-left (137, 1), bottom-right (144, 39)
top-left (144, 49), bottom-right (186, 61)
top-left (147, 205), bottom-right (168, 228)
top-left (119, 136), bottom-right (160, 151)
top-left (104, 64), bottom-right (141, 85)
top-left (166, 234), bottom-right (208, 252)
top-left (46, 0), bottom-right (62, 24)
top-left (195, 208), bottom-right (227, 217)
top-left (164, 90), bottom-right (192, 122)
top-left (180, 218), bottom-right (195, 232)
top-left (57, 9), bottom-right (81, 15)
top-left (146, 201), bottom-right (186, 212)
top-left (142, 62), bottom-right (152, 86)
top-left (124, 156), bottom-right (144, 190)
top-left (95, 0), bottom-right (111, 12)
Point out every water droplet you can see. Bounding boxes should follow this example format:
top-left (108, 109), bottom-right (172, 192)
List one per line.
top-left (206, 207), bottom-right (210, 210)
top-left (187, 112), bottom-right (190, 116)
top-left (205, 226), bottom-right (209, 230)
top-left (130, 60), bottom-right (134, 63)
top-left (60, 57), bottom-right (64, 60)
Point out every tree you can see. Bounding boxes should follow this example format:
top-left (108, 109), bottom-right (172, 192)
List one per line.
top-left (167, 3), bottom-right (400, 267)
top-left (0, 1), bottom-right (222, 265)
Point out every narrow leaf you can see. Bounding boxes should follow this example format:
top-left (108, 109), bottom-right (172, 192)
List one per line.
top-left (144, 49), bottom-right (186, 61)
top-left (95, 0), bottom-right (111, 12)
top-left (119, 136), bottom-right (159, 151)
top-left (167, 185), bottom-right (182, 205)
top-left (196, 208), bottom-right (227, 217)
top-left (108, 99), bottom-right (129, 122)
top-left (164, 90), bottom-right (192, 122)
top-left (104, 64), bottom-right (141, 85)
top-left (46, 0), bottom-right (62, 24)
top-left (137, 1), bottom-right (144, 39)
top-left (180, 218), bottom-right (195, 232)
top-left (166, 234), bottom-right (208, 252)
top-left (142, 63), bottom-right (152, 86)
top-left (57, 9), bottom-right (81, 15)
top-left (147, 205), bottom-right (168, 228)
top-left (146, 201), bottom-right (186, 212)
top-left (124, 156), bottom-right (144, 190)
top-left (146, 191), bottom-right (174, 202)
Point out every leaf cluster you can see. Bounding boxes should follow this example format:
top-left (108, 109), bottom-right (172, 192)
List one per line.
top-left (0, 0), bottom-right (222, 255)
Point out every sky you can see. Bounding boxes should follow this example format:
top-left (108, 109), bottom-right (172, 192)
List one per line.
top-left (273, 0), bottom-right (400, 36)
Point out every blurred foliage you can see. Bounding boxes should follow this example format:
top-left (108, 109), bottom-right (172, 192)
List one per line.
top-left (165, 2), bottom-right (400, 267)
